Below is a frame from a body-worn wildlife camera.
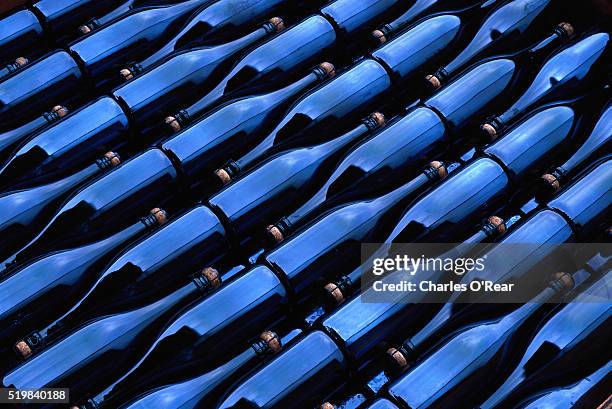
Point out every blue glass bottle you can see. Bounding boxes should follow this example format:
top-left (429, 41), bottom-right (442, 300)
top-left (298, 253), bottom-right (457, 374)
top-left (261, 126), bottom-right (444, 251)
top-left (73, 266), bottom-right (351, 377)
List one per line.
top-left (0, 51), bottom-right (82, 126)
top-left (208, 113), bottom-right (385, 241)
top-left (123, 0), bottom-right (291, 77)
top-left (539, 102), bottom-right (611, 197)
top-left (216, 331), bottom-right (348, 409)
top-left (85, 329), bottom-right (302, 409)
top-left (0, 97), bottom-right (129, 189)
top-left (481, 32), bottom-right (610, 137)
top-left (479, 274), bottom-right (612, 409)
top-left (0, 208), bottom-right (166, 349)
top-left (425, 0), bottom-right (563, 90)
top-left (0, 152), bottom-right (121, 268)
top-left (3, 270), bottom-right (214, 402)
top-left (385, 272), bottom-right (579, 409)
top-left (0, 104), bottom-right (68, 162)
top-left (161, 64), bottom-right (334, 184)
top-left (169, 14), bottom-right (337, 129)
top-left (0, 148), bottom-right (177, 269)
top-left (113, 18), bottom-right (283, 132)
top-left (21, 205), bottom-right (228, 352)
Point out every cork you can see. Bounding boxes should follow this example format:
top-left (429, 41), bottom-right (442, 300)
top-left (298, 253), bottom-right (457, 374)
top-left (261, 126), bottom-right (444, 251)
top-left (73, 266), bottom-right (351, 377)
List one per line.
top-left (268, 17), bottom-right (285, 32)
top-left (78, 25), bottom-right (91, 35)
top-left (386, 347), bottom-right (408, 369)
top-left (488, 216), bottom-right (506, 235)
top-left (320, 403), bottom-right (335, 409)
top-left (553, 272), bottom-right (575, 291)
top-left (14, 57), bottom-right (28, 68)
top-left (15, 340), bottom-right (32, 358)
top-left (541, 173), bottom-right (560, 192)
top-left (371, 29), bottom-right (387, 44)
top-left (324, 282), bottom-right (344, 304)
top-left (425, 74), bottom-right (442, 90)
top-left (558, 22), bottom-right (575, 38)
top-left (150, 208), bottom-right (167, 225)
top-left (266, 225), bottom-right (284, 243)
top-left (120, 68), bottom-right (134, 81)
top-left (165, 116), bottom-right (181, 132)
top-left (52, 105), bottom-right (69, 118)
top-left (370, 112), bottom-right (386, 128)
top-left (318, 62), bottom-right (336, 79)
top-left (481, 123), bottom-right (498, 139)
top-left (429, 161), bottom-right (448, 179)
top-left (202, 267), bottom-right (221, 289)
top-left (104, 151), bottom-right (121, 167)
top-left (260, 330), bottom-right (281, 354)
top-left (215, 168), bottom-right (232, 185)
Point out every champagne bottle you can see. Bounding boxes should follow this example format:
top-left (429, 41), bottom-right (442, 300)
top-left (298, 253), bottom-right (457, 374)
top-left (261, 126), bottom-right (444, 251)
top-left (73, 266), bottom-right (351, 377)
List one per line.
top-left (371, 0), bottom-right (495, 44)
top-left (83, 328), bottom-right (302, 409)
top-left (161, 63), bottom-right (334, 183)
top-left (165, 14), bottom-right (337, 129)
top-left (0, 50), bottom-right (82, 126)
top-left (0, 56), bottom-right (30, 80)
top-left (424, 0), bottom-right (571, 90)
top-left (208, 112), bottom-right (386, 241)
top-left (481, 32), bottom-right (610, 138)
top-left (384, 272), bottom-right (578, 409)
top-left (0, 104), bottom-right (68, 162)
top-left (267, 56), bottom-right (519, 242)
top-left (218, 14), bottom-right (463, 180)
top-left (113, 17), bottom-right (284, 132)
top-left (0, 208), bottom-right (166, 349)
top-left (323, 215), bottom-right (507, 308)
top-left (0, 9), bottom-right (43, 64)
top-left (539, 101), bottom-right (611, 197)
top-left (0, 97), bottom-right (128, 189)
top-left (19, 205), bottom-right (228, 353)
top-left (520, 361), bottom-right (612, 409)
top-left (479, 274), bottom-right (612, 409)
top-left (0, 148), bottom-right (176, 268)
top-left (3, 269), bottom-right (217, 402)
top-left (216, 331), bottom-right (348, 409)
top-left (120, 0), bottom-right (294, 79)
top-left (0, 152), bottom-right (121, 266)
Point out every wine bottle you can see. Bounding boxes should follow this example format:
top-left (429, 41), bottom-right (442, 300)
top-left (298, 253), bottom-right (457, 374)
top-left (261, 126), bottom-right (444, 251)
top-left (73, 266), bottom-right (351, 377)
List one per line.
top-left (0, 50), bottom-right (82, 126)
top-left (221, 14), bottom-right (465, 178)
top-left (120, 0), bottom-right (294, 79)
top-left (208, 112), bottom-right (386, 241)
top-left (481, 32), bottom-right (610, 138)
top-left (112, 18), bottom-right (284, 133)
top-left (216, 330), bottom-right (348, 409)
top-left (263, 161), bottom-right (451, 299)
top-left (0, 152), bottom-right (121, 267)
top-left (0, 97), bottom-right (129, 189)
top-left (19, 205), bottom-right (228, 352)
top-left (45, 264), bottom-right (290, 404)
top-left (161, 63), bottom-right (334, 184)
top-left (0, 208), bottom-right (166, 348)
top-left (520, 361), bottom-right (612, 409)
top-left (0, 148), bottom-right (177, 268)
top-left (424, 0), bottom-right (571, 90)
top-left (479, 273), bottom-right (612, 409)
top-left (371, 0), bottom-right (494, 44)
top-left (0, 56), bottom-right (29, 80)
top-left (83, 328), bottom-right (302, 409)
top-left (0, 9), bottom-right (43, 64)
top-left (267, 57), bottom-right (519, 242)
top-left (3, 269), bottom-right (217, 403)
top-left (0, 104), bottom-right (68, 162)
top-left (323, 215), bottom-right (507, 308)
top-left (384, 272), bottom-right (578, 409)
top-left (539, 101), bottom-right (611, 197)
top-left (165, 14), bottom-right (337, 129)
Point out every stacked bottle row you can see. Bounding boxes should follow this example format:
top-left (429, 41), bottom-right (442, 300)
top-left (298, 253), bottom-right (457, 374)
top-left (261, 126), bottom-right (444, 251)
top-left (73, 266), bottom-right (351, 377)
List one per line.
top-left (0, 0), bottom-right (610, 407)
